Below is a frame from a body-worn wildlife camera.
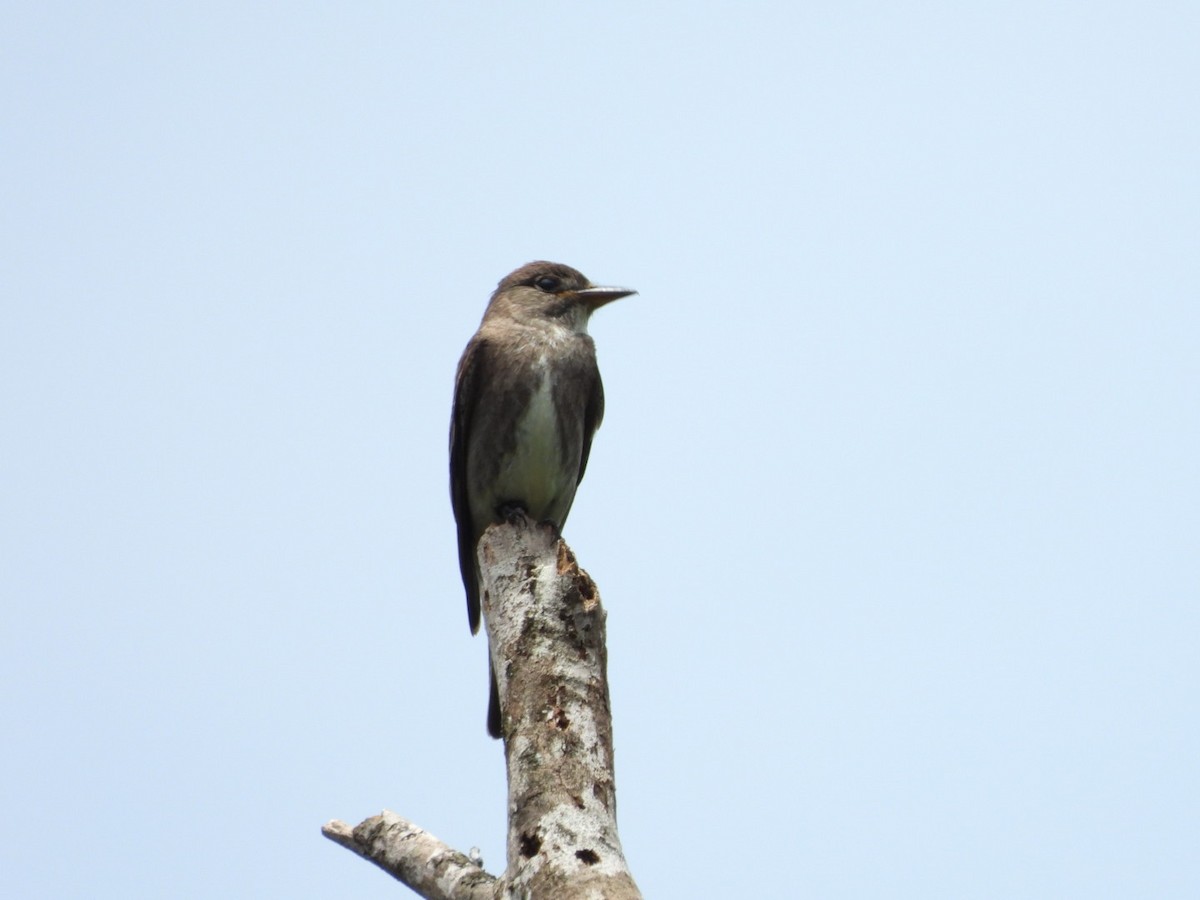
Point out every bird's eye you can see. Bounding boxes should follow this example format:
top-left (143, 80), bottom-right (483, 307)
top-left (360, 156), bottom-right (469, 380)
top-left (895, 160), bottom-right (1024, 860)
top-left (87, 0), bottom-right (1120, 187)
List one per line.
top-left (534, 275), bottom-right (561, 292)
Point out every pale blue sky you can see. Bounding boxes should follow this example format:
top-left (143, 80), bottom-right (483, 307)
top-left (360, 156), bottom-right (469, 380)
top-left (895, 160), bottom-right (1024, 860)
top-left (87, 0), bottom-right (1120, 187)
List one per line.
top-left (3, 3), bottom-right (1197, 898)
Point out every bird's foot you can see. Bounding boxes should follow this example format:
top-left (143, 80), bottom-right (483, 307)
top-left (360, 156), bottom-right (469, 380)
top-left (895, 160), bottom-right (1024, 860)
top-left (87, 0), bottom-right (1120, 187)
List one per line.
top-left (498, 502), bottom-right (531, 526)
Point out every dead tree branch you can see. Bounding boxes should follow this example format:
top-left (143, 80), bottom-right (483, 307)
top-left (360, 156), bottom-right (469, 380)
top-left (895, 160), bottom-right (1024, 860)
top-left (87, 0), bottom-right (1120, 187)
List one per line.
top-left (323, 519), bottom-right (640, 899)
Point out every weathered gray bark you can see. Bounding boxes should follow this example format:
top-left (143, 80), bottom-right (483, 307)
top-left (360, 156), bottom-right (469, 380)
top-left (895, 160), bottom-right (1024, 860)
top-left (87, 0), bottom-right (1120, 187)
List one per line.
top-left (323, 519), bottom-right (641, 899)
top-left (322, 814), bottom-right (495, 900)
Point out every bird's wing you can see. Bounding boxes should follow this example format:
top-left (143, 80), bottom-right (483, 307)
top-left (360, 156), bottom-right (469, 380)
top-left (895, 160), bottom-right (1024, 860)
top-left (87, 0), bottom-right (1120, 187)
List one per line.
top-left (576, 369), bottom-right (605, 485)
top-left (450, 335), bottom-right (488, 633)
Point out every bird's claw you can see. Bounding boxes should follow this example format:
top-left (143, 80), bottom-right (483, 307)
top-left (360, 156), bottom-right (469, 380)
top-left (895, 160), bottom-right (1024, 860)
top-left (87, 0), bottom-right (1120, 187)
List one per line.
top-left (498, 502), bottom-right (530, 526)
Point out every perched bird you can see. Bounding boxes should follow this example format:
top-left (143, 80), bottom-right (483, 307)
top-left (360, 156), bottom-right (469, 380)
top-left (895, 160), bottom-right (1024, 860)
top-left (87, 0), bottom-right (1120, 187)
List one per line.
top-left (450, 261), bottom-right (635, 737)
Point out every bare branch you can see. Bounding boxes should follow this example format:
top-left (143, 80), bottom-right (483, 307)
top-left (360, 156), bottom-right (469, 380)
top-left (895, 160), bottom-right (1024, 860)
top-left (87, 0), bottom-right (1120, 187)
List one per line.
top-left (480, 520), bottom-right (642, 900)
top-left (324, 520), bottom-right (640, 898)
top-left (321, 813), bottom-right (496, 900)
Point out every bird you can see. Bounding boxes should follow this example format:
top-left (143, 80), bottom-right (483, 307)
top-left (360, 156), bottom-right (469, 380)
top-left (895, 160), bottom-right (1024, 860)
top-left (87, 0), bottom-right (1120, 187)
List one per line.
top-left (450, 261), bottom-right (635, 737)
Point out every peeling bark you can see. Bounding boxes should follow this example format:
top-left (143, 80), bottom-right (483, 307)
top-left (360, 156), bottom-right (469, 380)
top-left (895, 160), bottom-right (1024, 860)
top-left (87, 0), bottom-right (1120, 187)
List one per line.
top-left (324, 520), bottom-right (641, 899)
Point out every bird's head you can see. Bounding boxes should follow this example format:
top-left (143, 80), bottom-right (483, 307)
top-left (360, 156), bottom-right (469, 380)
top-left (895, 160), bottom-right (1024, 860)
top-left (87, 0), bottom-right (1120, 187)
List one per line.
top-left (486, 261), bottom-right (635, 332)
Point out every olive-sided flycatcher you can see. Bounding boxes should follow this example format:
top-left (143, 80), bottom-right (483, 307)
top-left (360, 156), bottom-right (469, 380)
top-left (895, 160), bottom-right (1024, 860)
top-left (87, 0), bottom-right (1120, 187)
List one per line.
top-left (450, 261), bottom-right (635, 737)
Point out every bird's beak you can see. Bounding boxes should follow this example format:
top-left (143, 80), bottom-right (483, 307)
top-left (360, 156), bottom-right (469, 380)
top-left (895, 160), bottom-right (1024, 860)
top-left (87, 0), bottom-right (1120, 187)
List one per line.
top-left (574, 285), bottom-right (637, 311)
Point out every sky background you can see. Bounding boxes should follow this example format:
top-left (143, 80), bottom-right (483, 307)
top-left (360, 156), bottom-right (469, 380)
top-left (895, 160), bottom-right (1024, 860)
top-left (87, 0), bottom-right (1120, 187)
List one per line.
top-left (3, 3), bottom-right (1197, 898)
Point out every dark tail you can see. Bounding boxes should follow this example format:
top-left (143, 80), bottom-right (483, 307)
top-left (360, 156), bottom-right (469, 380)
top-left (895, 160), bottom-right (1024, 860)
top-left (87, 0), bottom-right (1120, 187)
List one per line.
top-left (487, 663), bottom-right (502, 738)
